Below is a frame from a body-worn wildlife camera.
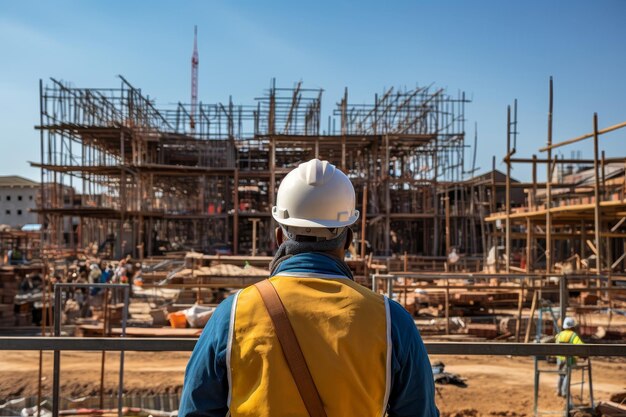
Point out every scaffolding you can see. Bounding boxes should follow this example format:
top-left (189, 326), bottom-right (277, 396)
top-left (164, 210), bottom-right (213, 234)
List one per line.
top-left (34, 77), bottom-right (473, 259)
top-left (485, 78), bottom-right (626, 276)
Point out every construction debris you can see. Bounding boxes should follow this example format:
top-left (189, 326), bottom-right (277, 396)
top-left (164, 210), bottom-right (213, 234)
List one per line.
top-left (432, 361), bottom-right (467, 387)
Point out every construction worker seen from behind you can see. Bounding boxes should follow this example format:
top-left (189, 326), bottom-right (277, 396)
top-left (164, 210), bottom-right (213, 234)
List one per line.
top-left (179, 158), bottom-right (439, 417)
top-left (555, 317), bottom-right (584, 398)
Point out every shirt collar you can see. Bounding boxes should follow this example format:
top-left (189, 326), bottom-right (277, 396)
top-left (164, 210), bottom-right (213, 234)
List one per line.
top-left (271, 252), bottom-right (353, 280)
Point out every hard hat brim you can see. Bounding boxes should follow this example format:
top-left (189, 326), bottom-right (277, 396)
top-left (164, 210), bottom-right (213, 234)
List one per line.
top-left (272, 210), bottom-right (359, 229)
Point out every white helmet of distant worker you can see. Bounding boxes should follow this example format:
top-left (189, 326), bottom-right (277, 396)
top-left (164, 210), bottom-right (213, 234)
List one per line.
top-left (562, 317), bottom-right (577, 330)
top-left (272, 159), bottom-right (359, 240)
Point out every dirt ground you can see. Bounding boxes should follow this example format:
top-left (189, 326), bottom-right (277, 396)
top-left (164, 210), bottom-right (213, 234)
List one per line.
top-left (1, 350), bottom-right (624, 415)
top-left (428, 354), bottom-right (625, 416)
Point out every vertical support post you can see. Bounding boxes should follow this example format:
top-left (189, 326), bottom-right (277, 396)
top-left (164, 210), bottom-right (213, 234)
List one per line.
top-left (593, 113), bottom-right (602, 272)
top-left (581, 220), bottom-right (587, 259)
top-left (194, 258), bottom-right (201, 304)
top-left (506, 105), bottom-right (512, 273)
top-left (445, 195), bottom-right (451, 257)
top-left (526, 218), bottom-right (533, 272)
top-left (565, 365), bottom-right (572, 416)
top-left (37, 261), bottom-right (48, 417)
top-left (525, 290), bottom-right (538, 343)
top-left (607, 272), bottom-right (613, 327)
top-left (384, 135), bottom-right (391, 255)
top-left (315, 136), bottom-right (320, 159)
top-left (533, 356), bottom-right (540, 416)
top-left (52, 284), bottom-right (61, 417)
top-left (39, 79), bottom-right (46, 251)
top-left (601, 151), bottom-right (606, 199)
top-left (233, 169), bottom-right (239, 255)
top-left (269, 79), bottom-right (276, 212)
top-left (403, 252), bottom-right (408, 305)
top-left (532, 154), bottom-right (538, 210)
top-left (360, 185), bottom-right (368, 259)
top-left (491, 156), bottom-right (498, 272)
top-left (546, 78), bottom-right (554, 274)
top-left (269, 138), bottom-right (276, 207)
top-left (250, 218), bottom-right (260, 256)
top-left (433, 139), bottom-right (440, 256)
top-left (118, 286), bottom-right (129, 417)
top-left (588, 360), bottom-right (594, 408)
top-left (341, 88), bottom-right (347, 171)
top-left (515, 280), bottom-right (524, 342)
top-left (444, 277), bottom-right (450, 335)
top-left (119, 131), bottom-right (126, 258)
top-left (559, 274), bottom-right (567, 325)
top-left (490, 156), bottom-right (496, 213)
top-left (100, 288), bottom-right (109, 409)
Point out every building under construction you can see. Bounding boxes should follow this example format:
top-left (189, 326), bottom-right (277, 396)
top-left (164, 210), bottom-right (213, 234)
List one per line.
top-left (484, 80), bottom-right (626, 276)
top-left (33, 77), bottom-right (474, 259)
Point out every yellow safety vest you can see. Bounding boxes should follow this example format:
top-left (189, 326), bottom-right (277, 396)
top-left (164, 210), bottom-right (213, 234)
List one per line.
top-left (227, 274), bottom-right (391, 417)
top-left (556, 329), bottom-right (583, 364)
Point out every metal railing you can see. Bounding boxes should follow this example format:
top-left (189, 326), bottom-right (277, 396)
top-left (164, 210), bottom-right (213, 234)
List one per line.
top-left (52, 283), bottom-right (130, 417)
top-left (1, 336), bottom-right (625, 417)
top-left (1, 337), bottom-right (625, 356)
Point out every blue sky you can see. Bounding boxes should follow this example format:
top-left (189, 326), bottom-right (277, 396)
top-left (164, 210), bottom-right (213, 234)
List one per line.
top-left (1, 0), bottom-right (625, 181)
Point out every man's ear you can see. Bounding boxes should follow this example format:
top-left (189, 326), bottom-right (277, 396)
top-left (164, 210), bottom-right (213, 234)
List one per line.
top-left (344, 228), bottom-right (353, 250)
top-left (275, 227), bottom-right (284, 245)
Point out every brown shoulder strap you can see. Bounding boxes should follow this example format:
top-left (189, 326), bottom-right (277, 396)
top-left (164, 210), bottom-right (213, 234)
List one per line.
top-left (254, 279), bottom-right (328, 417)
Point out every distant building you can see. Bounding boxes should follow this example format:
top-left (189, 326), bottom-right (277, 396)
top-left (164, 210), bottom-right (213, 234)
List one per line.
top-left (467, 169), bottom-right (525, 211)
top-left (0, 176), bottom-right (39, 228)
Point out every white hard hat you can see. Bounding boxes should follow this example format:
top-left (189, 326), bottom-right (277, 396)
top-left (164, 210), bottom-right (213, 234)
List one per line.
top-left (272, 159), bottom-right (359, 239)
top-left (562, 317), bottom-right (577, 330)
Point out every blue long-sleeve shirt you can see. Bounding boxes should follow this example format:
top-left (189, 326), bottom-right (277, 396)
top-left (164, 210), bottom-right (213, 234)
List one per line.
top-left (179, 253), bottom-right (438, 417)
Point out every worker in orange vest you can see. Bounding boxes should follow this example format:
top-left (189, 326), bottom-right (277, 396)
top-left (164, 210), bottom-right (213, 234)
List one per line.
top-left (179, 159), bottom-right (439, 417)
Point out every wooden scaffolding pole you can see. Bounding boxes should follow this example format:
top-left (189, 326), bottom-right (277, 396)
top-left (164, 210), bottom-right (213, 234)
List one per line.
top-left (505, 105), bottom-right (512, 273)
top-left (545, 77), bottom-right (554, 274)
top-left (360, 185), bottom-right (368, 259)
top-left (593, 113), bottom-right (603, 272)
top-left (233, 168), bottom-right (239, 255)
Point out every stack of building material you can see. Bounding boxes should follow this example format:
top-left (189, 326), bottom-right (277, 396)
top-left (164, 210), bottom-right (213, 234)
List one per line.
top-left (466, 323), bottom-right (499, 339)
top-left (498, 316), bottom-right (554, 336)
top-left (127, 301), bottom-right (154, 326)
top-left (0, 267), bottom-right (17, 326)
top-left (172, 263), bottom-right (269, 283)
top-left (596, 401), bottom-right (626, 416)
top-left (454, 292), bottom-right (490, 305)
top-left (579, 292), bottom-right (599, 305)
